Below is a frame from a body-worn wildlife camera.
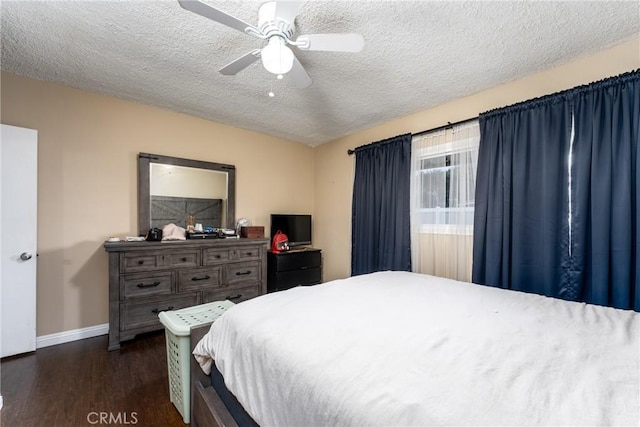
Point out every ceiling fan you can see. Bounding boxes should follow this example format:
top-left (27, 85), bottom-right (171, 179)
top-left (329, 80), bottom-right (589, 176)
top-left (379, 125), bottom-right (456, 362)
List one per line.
top-left (177, 0), bottom-right (365, 88)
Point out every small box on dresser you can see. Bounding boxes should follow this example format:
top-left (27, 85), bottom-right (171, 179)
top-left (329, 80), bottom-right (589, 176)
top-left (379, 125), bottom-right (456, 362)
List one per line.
top-left (240, 226), bottom-right (265, 238)
top-left (104, 238), bottom-right (269, 351)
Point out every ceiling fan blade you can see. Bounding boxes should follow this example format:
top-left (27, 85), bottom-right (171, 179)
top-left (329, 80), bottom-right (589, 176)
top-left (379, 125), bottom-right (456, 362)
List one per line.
top-left (273, 1), bottom-right (304, 25)
top-left (219, 50), bottom-right (261, 75)
top-left (289, 55), bottom-right (312, 88)
top-left (178, 0), bottom-right (259, 35)
top-left (296, 33), bottom-right (365, 52)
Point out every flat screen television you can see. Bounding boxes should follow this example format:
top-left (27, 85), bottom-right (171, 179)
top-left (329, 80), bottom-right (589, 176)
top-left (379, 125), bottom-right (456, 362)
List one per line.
top-left (270, 214), bottom-right (312, 248)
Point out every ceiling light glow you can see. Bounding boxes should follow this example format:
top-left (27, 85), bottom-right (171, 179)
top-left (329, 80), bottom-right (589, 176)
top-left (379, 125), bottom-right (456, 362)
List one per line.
top-left (261, 36), bottom-right (294, 75)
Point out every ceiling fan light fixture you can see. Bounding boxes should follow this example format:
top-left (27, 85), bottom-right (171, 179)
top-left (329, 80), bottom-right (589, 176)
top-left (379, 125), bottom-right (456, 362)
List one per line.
top-left (180, 0), bottom-right (364, 88)
top-left (261, 36), bottom-right (294, 75)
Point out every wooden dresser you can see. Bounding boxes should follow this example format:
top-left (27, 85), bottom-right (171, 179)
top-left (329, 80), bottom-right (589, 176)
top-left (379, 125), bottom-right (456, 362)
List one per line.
top-left (104, 238), bottom-right (268, 351)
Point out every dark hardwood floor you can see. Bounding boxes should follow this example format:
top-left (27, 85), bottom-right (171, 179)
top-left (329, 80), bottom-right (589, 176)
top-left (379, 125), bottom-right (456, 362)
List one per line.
top-left (1, 331), bottom-right (185, 427)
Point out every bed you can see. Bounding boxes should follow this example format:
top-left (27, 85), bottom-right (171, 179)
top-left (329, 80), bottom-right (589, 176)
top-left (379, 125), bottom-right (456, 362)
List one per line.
top-left (189, 271), bottom-right (640, 426)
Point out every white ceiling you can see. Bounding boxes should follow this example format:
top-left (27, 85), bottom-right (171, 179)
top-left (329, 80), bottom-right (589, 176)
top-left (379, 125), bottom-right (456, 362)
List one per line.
top-left (1, 1), bottom-right (639, 147)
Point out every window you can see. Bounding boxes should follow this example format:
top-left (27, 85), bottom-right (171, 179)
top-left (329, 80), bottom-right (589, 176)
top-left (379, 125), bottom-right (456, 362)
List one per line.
top-left (411, 121), bottom-right (480, 235)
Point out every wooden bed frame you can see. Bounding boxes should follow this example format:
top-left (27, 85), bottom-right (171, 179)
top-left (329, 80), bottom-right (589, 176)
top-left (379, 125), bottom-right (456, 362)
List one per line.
top-left (189, 324), bottom-right (239, 427)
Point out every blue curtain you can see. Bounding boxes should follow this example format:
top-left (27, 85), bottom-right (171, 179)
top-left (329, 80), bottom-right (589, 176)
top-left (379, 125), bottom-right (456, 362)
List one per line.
top-left (473, 69), bottom-right (640, 311)
top-left (569, 71), bottom-right (640, 310)
top-left (472, 96), bottom-right (572, 297)
top-left (351, 134), bottom-right (412, 276)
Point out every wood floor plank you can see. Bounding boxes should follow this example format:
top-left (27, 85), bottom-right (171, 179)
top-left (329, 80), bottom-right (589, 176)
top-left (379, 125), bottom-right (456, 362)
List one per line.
top-left (0, 351), bottom-right (38, 423)
top-left (1, 331), bottom-right (185, 427)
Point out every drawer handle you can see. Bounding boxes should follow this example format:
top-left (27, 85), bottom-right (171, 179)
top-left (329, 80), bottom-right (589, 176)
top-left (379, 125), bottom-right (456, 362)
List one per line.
top-left (191, 275), bottom-right (211, 281)
top-left (181, 257), bottom-right (187, 262)
top-left (226, 294), bottom-right (242, 301)
top-left (235, 270), bottom-right (252, 276)
top-left (136, 281), bottom-right (161, 288)
top-left (138, 260), bottom-right (145, 265)
top-left (151, 306), bottom-right (174, 314)
top-left (300, 266), bottom-right (308, 270)
top-left (214, 255), bottom-right (222, 259)
top-left (246, 252), bottom-right (253, 256)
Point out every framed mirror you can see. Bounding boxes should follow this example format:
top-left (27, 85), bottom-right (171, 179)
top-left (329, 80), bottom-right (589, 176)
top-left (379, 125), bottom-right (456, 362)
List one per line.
top-left (138, 153), bottom-right (236, 236)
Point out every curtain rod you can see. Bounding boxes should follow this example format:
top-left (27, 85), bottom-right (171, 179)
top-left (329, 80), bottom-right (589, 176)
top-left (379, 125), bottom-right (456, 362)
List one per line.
top-left (346, 116), bottom-right (478, 156)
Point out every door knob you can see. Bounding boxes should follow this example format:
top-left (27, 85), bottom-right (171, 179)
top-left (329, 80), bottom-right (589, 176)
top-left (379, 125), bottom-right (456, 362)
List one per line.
top-left (20, 252), bottom-right (32, 261)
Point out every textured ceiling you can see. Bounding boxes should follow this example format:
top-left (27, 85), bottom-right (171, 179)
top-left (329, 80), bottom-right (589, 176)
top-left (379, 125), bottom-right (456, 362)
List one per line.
top-left (1, 1), bottom-right (639, 147)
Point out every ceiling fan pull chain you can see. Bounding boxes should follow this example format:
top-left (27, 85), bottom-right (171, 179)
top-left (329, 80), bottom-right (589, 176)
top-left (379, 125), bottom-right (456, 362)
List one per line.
top-left (269, 79), bottom-right (275, 98)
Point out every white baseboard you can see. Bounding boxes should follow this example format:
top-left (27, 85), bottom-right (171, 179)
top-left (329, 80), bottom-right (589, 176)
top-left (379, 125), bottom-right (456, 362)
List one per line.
top-left (36, 323), bottom-right (109, 349)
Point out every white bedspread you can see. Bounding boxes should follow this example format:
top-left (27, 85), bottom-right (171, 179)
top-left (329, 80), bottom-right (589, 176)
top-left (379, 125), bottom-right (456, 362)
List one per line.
top-left (193, 271), bottom-right (640, 426)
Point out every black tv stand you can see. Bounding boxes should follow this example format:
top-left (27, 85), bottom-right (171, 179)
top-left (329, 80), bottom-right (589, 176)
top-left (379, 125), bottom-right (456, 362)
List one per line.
top-left (267, 248), bottom-right (322, 292)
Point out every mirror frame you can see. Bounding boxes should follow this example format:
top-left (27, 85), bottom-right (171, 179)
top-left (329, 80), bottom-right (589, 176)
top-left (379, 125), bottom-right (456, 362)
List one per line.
top-left (138, 152), bottom-right (236, 236)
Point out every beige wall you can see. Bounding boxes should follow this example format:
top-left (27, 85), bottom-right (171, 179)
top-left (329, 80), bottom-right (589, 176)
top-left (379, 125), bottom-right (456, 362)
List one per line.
top-left (314, 38), bottom-right (640, 282)
top-left (0, 73), bottom-right (315, 336)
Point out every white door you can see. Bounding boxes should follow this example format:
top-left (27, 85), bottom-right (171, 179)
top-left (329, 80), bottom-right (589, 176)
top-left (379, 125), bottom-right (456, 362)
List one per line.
top-left (1, 124), bottom-right (38, 358)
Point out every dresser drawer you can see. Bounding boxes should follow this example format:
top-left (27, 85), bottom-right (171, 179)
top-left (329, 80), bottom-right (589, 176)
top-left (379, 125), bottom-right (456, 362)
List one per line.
top-left (122, 250), bottom-right (200, 273)
top-left (271, 267), bottom-right (322, 290)
top-left (121, 293), bottom-right (198, 331)
top-left (273, 250), bottom-right (321, 272)
top-left (235, 246), bottom-right (261, 261)
top-left (227, 261), bottom-right (261, 285)
top-left (122, 254), bottom-right (159, 273)
top-left (121, 272), bottom-right (172, 299)
top-left (202, 248), bottom-right (231, 265)
top-left (203, 245), bottom-right (263, 265)
top-left (202, 284), bottom-right (261, 304)
top-left (178, 267), bottom-right (222, 292)
top-left (165, 251), bottom-right (199, 268)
